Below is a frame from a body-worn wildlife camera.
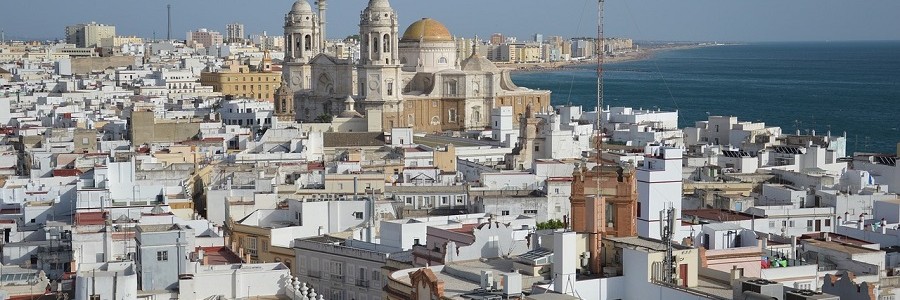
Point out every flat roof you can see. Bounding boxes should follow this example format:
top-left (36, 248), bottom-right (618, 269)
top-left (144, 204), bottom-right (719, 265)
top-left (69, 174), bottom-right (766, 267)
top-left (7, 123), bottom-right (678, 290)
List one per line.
top-left (802, 239), bottom-right (880, 255)
top-left (605, 236), bottom-right (692, 252)
top-left (683, 209), bottom-right (756, 222)
top-left (800, 232), bottom-right (874, 247)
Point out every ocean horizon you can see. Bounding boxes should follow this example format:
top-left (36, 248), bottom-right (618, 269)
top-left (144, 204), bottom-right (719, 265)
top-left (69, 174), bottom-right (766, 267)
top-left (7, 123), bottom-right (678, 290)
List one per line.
top-left (511, 41), bottom-right (900, 155)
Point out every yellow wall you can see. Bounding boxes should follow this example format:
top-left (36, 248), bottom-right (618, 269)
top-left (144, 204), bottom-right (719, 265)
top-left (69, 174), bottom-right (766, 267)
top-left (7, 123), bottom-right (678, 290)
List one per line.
top-left (229, 223), bottom-right (297, 274)
top-left (200, 71), bottom-right (281, 102)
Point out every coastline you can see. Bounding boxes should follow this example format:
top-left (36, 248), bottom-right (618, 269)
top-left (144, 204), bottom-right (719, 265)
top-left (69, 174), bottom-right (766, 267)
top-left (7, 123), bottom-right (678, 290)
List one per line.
top-left (502, 43), bottom-right (715, 73)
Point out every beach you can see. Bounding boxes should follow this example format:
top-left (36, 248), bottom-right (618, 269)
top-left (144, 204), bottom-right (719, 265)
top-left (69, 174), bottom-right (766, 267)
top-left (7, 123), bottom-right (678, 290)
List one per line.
top-left (501, 43), bottom-right (714, 73)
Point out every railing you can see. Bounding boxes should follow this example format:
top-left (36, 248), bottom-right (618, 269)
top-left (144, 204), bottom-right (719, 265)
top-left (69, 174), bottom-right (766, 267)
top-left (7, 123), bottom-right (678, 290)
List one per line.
top-left (355, 279), bottom-right (370, 288)
top-left (330, 274), bottom-right (344, 282)
top-left (308, 270), bottom-right (322, 278)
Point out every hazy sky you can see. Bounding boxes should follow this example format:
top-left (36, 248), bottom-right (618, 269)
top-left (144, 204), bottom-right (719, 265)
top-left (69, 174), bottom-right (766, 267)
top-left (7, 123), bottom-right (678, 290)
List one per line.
top-left (2, 0), bottom-right (899, 42)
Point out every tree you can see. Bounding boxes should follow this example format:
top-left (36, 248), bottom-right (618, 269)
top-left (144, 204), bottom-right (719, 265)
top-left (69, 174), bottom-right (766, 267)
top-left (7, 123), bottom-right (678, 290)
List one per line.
top-left (536, 219), bottom-right (566, 230)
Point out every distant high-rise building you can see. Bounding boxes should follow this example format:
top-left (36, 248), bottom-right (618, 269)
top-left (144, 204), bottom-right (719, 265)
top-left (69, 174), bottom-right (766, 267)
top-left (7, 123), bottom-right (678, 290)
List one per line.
top-left (534, 33), bottom-right (543, 44)
top-left (65, 22), bottom-right (116, 48)
top-left (225, 23), bottom-right (245, 44)
top-left (490, 33), bottom-right (504, 45)
top-left (186, 28), bottom-right (224, 48)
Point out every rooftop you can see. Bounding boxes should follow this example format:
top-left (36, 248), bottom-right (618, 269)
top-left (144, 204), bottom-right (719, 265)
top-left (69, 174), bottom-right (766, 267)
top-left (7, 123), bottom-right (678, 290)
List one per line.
top-left (605, 236), bottom-right (692, 252)
top-left (197, 246), bottom-right (243, 265)
top-left (682, 209), bottom-right (757, 222)
top-left (802, 238), bottom-right (880, 255)
top-left (136, 224), bottom-right (188, 233)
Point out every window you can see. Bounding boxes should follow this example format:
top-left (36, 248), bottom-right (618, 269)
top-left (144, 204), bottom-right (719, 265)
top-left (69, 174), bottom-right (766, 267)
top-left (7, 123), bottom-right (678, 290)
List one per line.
top-left (387, 82), bottom-right (393, 96)
top-left (383, 34), bottom-right (391, 53)
top-left (501, 210), bottom-right (510, 216)
top-left (442, 197), bottom-right (449, 205)
top-left (413, 238), bottom-right (420, 246)
top-left (438, 57), bottom-right (448, 64)
top-left (825, 219), bottom-right (831, 226)
top-left (524, 210), bottom-right (538, 214)
top-left (245, 237), bottom-right (258, 256)
top-left (157, 251), bottom-right (168, 261)
top-left (456, 195), bottom-right (464, 203)
top-left (373, 35), bottom-right (380, 54)
top-left (296, 212), bottom-right (303, 226)
top-left (405, 197), bottom-right (413, 204)
top-left (448, 109), bottom-right (457, 123)
top-left (372, 270), bottom-right (382, 282)
top-left (331, 261), bottom-right (344, 276)
top-left (353, 212), bottom-right (364, 219)
top-left (534, 145), bottom-right (540, 151)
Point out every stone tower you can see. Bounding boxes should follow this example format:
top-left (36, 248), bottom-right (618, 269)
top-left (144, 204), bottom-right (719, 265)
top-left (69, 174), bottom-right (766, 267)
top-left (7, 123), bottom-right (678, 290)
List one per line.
top-left (358, 0), bottom-right (402, 130)
top-left (283, 0), bottom-right (319, 91)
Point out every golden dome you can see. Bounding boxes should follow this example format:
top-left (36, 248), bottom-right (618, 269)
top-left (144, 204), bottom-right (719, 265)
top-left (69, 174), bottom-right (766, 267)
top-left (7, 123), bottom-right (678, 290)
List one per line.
top-left (401, 18), bottom-right (453, 42)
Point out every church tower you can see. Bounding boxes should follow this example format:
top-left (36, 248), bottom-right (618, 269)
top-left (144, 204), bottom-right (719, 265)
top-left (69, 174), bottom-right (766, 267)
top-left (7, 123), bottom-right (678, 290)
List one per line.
top-left (283, 0), bottom-right (319, 91)
top-left (358, 0), bottom-right (402, 131)
top-left (274, 80), bottom-right (294, 121)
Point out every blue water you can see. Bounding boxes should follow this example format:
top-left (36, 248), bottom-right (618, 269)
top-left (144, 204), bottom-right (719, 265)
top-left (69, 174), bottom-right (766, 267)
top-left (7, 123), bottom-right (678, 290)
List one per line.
top-left (511, 41), bottom-right (900, 154)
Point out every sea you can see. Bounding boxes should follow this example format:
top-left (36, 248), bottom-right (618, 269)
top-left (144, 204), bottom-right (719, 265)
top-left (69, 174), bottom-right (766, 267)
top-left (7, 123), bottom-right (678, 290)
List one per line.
top-left (511, 41), bottom-right (900, 155)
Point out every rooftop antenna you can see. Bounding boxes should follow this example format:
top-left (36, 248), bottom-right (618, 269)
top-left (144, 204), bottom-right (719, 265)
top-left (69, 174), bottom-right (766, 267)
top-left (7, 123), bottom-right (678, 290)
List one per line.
top-left (660, 204), bottom-right (676, 285)
top-left (167, 4), bottom-right (172, 41)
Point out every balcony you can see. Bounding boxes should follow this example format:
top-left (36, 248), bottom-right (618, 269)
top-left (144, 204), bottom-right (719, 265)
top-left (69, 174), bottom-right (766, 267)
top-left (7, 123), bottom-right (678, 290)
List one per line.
top-left (330, 274), bottom-right (345, 282)
top-left (308, 270), bottom-right (322, 278)
top-left (355, 279), bottom-right (370, 288)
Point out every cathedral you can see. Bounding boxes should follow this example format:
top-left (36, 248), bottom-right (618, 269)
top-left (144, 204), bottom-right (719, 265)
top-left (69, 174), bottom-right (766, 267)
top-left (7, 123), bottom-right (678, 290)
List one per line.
top-left (276, 0), bottom-right (551, 133)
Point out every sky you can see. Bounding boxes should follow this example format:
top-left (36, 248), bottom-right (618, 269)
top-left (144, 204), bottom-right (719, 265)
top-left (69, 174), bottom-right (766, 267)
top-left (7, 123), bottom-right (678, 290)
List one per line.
top-left (2, 0), bottom-right (899, 42)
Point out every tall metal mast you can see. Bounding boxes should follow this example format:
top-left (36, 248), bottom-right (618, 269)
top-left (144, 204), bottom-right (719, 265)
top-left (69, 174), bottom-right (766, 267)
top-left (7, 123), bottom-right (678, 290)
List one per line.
top-left (595, 0), bottom-right (605, 165)
top-left (167, 4), bottom-right (172, 41)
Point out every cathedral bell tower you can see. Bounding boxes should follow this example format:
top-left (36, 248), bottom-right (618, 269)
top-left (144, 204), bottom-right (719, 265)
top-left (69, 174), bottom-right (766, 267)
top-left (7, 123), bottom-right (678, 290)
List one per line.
top-left (283, 0), bottom-right (319, 91)
top-left (358, 0), bottom-right (402, 131)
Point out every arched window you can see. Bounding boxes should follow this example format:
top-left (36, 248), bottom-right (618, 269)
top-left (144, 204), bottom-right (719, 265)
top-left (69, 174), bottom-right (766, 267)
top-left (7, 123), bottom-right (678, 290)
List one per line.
top-left (373, 35), bottom-right (380, 54)
top-left (304, 35), bottom-right (312, 51)
top-left (383, 34), bottom-right (391, 53)
top-left (438, 57), bottom-right (448, 64)
top-left (472, 107), bottom-right (482, 123)
top-left (431, 116), bottom-right (440, 125)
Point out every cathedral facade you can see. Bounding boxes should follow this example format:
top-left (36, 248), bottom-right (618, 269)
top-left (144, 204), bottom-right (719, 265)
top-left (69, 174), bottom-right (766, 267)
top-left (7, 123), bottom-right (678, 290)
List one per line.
top-left (278, 0), bottom-right (551, 132)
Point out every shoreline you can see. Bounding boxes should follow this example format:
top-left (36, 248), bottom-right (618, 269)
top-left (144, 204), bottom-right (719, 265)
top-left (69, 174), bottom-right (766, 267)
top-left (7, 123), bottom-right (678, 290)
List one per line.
top-left (502, 43), bottom-right (716, 73)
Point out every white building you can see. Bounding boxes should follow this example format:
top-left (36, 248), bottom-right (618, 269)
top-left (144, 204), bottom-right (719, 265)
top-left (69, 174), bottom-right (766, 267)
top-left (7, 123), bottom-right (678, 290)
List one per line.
top-left (294, 236), bottom-right (400, 300)
top-left (491, 106), bottom-right (517, 146)
top-left (177, 262), bottom-right (292, 299)
top-left (75, 262), bottom-right (138, 300)
top-left (600, 106), bottom-right (682, 147)
top-left (636, 146), bottom-right (683, 240)
top-left (219, 99), bottom-right (276, 135)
